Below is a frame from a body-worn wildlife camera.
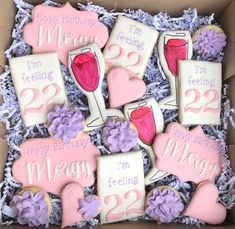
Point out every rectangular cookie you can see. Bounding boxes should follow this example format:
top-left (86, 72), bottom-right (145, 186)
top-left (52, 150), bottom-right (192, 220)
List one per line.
top-left (9, 52), bottom-right (68, 126)
top-left (178, 60), bottom-right (222, 125)
top-left (97, 151), bottom-right (145, 224)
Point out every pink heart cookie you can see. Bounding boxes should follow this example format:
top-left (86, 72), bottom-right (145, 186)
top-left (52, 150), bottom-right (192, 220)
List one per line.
top-left (61, 183), bottom-right (84, 228)
top-left (184, 181), bottom-right (226, 224)
top-left (108, 67), bottom-right (146, 108)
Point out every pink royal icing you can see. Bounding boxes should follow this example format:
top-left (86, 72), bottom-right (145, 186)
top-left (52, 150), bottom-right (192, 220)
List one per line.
top-left (153, 122), bottom-right (223, 184)
top-left (61, 183), bottom-right (84, 228)
top-left (184, 181), bottom-right (226, 224)
top-left (130, 106), bottom-right (156, 145)
top-left (23, 2), bottom-right (109, 65)
top-left (104, 189), bottom-right (144, 222)
top-left (107, 67), bottom-right (146, 108)
top-left (12, 134), bottom-right (100, 196)
top-left (71, 52), bottom-right (99, 92)
top-left (164, 39), bottom-right (187, 76)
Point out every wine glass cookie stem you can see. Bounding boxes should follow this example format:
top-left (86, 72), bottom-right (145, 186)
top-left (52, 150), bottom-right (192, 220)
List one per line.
top-left (143, 145), bottom-right (168, 185)
top-left (84, 90), bottom-right (106, 130)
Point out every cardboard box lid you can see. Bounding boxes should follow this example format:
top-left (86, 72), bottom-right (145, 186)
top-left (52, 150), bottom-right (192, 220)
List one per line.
top-left (26, 0), bottom-right (233, 15)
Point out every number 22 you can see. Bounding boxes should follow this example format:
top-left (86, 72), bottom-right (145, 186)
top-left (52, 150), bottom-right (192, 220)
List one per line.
top-left (104, 189), bottom-right (143, 222)
top-left (184, 88), bottom-right (220, 113)
top-left (20, 83), bottom-right (62, 115)
top-left (105, 44), bottom-right (143, 75)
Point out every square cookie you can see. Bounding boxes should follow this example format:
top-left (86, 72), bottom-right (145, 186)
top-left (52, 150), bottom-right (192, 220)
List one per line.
top-left (97, 151), bottom-right (145, 224)
top-left (9, 52), bottom-right (67, 126)
top-left (103, 15), bottom-right (159, 78)
top-left (178, 60), bottom-right (222, 125)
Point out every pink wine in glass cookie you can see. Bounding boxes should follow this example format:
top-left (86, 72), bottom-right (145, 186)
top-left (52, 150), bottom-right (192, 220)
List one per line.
top-left (71, 52), bottom-right (99, 92)
top-left (130, 106), bottom-right (156, 145)
top-left (124, 98), bottom-right (168, 185)
top-left (68, 44), bottom-right (123, 131)
top-left (164, 39), bottom-right (188, 76)
top-left (158, 31), bottom-right (193, 110)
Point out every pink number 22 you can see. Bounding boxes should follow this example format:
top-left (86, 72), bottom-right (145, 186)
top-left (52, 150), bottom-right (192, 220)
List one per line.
top-left (104, 189), bottom-right (144, 222)
top-left (20, 83), bottom-right (62, 115)
top-left (184, 88), bottom-right (220, 114)
top-left (105, 44), bottom-right (143, 76)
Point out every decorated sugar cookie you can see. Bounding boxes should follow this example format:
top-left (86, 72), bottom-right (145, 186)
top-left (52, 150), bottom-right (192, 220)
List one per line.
top-left (145, 186), bottom-right (184, 223)
top-left (124, 98), bottom-right (169, 185)
top-left (97, 151), bottom-right (145, 224)
top-left (9, 53), bottom-right (68, 127)
top-left (107, 67), bottom-right (146, 108)
top-left (153, 122), bottom-right (223, 184)
top-left (158, 31), bottom-right (193, 109)
top-left (192, 25), bottom-right (226, 58)
top-left (102, 118), bottom-right (138, 153)
top-left (68, 43), bottom-right (124, 131)
top-left (12, 134), bottom-right (100, 196)
top-left (23, 2), bottom-right (109, 65)
top-left (184, 181), bottom-right (226, 224)
top-left (11, 187), bottom-right (52, 227)
top-left (47, 104), bottom-right (85, 144)
top-left (61, 182), bottom-right (101, 228)
top-left (178, 60), bottom-right (222, 125)
top-left (61, 183), bottom-right (84, 228)
top-left (103, 15), bottom-right (159, 78)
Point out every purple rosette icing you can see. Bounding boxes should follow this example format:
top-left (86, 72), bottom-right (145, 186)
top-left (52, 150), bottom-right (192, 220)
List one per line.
top-left (193, 27), bottom-right (226, 58)
top-left (145, 188), bottom-right (184, 223)
top-left (47, 104), bottom-right (84, 144)
top-left (11, 191), bottom-right (49, 227)
top-left (78, 195), bottom-right (101, 220)
top-left (102, 118), bottom-right (138, 153)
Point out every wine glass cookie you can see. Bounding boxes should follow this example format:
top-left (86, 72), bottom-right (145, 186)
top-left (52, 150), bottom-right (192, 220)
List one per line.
top-left (102, 118), bottom-right (138, 153)
top-left (192, 25), bottom-right (226, 59)
top-left (145, 186), bottom-right (184, 223)
top-left (158, 31), bottom-right (193, 109)
top-left (124, 97), bottom-right (169, 185)
top-left (11, 187), bottom-right (52, 227)
top-left (68, 43), bottom-right (124, 131)
top-left (47, 104), bottom-right (85, 144)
